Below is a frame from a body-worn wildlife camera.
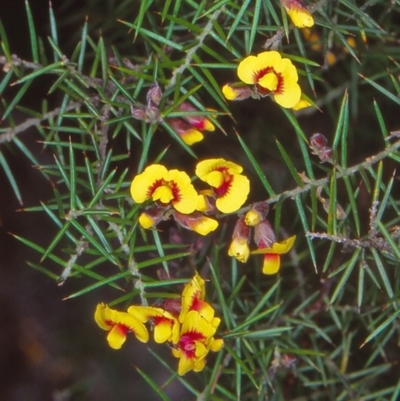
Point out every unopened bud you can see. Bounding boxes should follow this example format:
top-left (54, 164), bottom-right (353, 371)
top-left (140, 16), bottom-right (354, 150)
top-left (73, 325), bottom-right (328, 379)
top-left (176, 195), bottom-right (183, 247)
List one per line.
top-left (309, 133), bottom-right (333, 164)
top-left (245, 201), bottom-right (270, 226)
top-left (138, 207), bottom-right (164, 229)
top-left (146, 81), bottom-right (163, 106)
top-left (222, 83), bottom-right (252, 101)
top-left (228, 217), bottom-right (251, 263)
top-left (131, 105), bottom-right (147, 121)
top-left (145, 102), bottom-right (161, 124)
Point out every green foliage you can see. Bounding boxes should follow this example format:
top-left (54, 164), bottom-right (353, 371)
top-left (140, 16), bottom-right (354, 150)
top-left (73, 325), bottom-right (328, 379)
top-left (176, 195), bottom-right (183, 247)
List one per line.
top-left (1, 0), bottom-right (400, 399)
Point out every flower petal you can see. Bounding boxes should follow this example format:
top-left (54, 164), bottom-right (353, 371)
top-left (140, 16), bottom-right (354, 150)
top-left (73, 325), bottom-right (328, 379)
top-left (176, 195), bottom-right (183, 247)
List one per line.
top-left (228, 237), bottom-right (250, 263)
top-left (107, 324), bottom-right (129, 349)
top-left (262, 254), bottom-right (281, 275)
top-left (130, 164), bottom-right (168, 204)
top-left (215, 173), bottom-right (250, 213)
top-left (237, 52), bottom-right (282, 84)
top-left (252, 235), bottom-right (296, 255)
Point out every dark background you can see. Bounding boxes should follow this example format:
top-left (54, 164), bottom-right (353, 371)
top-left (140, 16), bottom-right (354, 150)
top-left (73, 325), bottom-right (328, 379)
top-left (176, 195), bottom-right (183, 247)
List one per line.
top-left (0, 1), bottom-right (192, 400)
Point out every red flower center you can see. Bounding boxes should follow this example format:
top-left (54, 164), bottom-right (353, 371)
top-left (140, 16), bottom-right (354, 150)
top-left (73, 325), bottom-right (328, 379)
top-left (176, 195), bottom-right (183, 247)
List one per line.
top-left (148, 179), bottom-right (181, 203)
top-left (179, 331), bottom-right (206, 358)
top-left (253, 66), bottom-right (284, 95)
top-left (106, 321), bottom-right (130, 334)
top-left (213, 167), bottom-right (233, 197)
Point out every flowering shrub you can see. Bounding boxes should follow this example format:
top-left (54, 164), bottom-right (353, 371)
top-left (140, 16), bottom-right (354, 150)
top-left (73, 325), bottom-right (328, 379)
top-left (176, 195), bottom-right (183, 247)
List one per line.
top-left (2, 0), bottom-right (400, 399)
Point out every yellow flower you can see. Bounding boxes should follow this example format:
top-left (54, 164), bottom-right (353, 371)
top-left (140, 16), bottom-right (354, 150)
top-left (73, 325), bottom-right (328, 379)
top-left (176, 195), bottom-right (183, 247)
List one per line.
top-left (130, 164), bottom-right (198, 214)
top-left (127, 305), bottom-right (180, 344)
top-left (173, 210), bottom-right (219, 236)
top-left (94, 303), bottom-right (149, 349)
top-left (179, 273), bottom-right (215, 323)
top-left (252, 235), bottom-right (296, 275)
top-left (168, 118), bottom-right (204, 146)
top-left (237, 51), bottom-right (301, 108)
top-left (195, 158), bottom-right (250, 213)
top-left (281, 0), bottom-right (314, 28)
top-left (172, 310), bottom-right (223, 375)
top-left (177, 101), bottom-right (215, 132)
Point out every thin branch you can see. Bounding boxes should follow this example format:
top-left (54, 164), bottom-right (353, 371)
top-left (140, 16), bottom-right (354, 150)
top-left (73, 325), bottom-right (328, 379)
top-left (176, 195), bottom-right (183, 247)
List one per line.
top-left (166, 6), bottom-right (225, 90)
top-left (306, 231), bottom-right (393, 253)
top-left (0, 99), bottom-right (98, 144)
top-left (266, 138), bottom-right (400, 206)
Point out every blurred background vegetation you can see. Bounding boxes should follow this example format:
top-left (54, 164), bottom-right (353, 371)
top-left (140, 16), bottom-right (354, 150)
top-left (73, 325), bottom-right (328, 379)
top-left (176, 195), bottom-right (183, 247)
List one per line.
top-left (1, 0), bottom-right (400, 400)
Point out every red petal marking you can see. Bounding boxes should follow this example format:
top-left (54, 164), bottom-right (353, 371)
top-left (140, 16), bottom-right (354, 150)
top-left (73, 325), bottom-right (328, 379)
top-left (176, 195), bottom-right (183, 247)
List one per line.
top-left (253, 67), bottom-right (284, 95)
top-left (253, 66), bottom-right (274, 82)
top-left (147, 179), bottom-right (181, 203)
top-left (147, 178), bottom-right (164, 197)
top-left (179, 331), bottom-right (206, 358)
top-left (212, 167), bottom-right (233, 197)
top-left (105, 320), bottom-right (130, 334)
top-left (153, 316), bottom-right (171, 325)
top-left (170, 180), bottom-right (181, 202)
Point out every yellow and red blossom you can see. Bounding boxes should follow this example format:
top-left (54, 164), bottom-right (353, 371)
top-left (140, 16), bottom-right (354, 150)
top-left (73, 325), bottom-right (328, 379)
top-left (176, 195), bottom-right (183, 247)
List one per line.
top-left (252, 235), bottom-right (296, 274)
top-left (281, 0), bottom-right (314, 28)
top-left (130, 164), bottom-right (198, 214)
top-left (168, 102), bottom-right (215, 146)
top-left (236, 51), bottom-right (301, 108)
top-left (94, 303), bottom-right (149, 349)
top-left (94, 273), bottom-right (223, 376)
top-left (127, 305), bottom-right (180, 344)
top-left (172, 210), bottom-right (219, 236)
top-left (168, 118), bottom-right (204, 146)
top-left (177, 101), bottom-right (215, 132)
top-left (179, 273), bottom-right (215, 323)
top-left (195, 158), bottom-right (250, 214)
top-left (172, 310), bottom-right (223, 376)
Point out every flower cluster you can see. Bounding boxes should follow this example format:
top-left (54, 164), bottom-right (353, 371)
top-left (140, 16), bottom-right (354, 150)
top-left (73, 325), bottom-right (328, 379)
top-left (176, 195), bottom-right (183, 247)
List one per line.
top-left (130, 158), bottom-right (250, 235)
top-left (228, 202), bottom-right (296, 274)
top-left (222, 51), bottom-right (310, 109)
top-left (131, 82), bottom-right (215, 146)
top-left (94, 273), bottom-right (223, 375)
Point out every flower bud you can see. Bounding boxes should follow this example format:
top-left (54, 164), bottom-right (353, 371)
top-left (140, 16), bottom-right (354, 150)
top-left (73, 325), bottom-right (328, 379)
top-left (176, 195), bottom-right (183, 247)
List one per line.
top-left (131, 105), bottom-right (147, 121)
top-left (138, 207), bottom-right (164, 229)
top-left (145, 102), bottom-right (161, 124)
top-left (254, 220), bottom-right (276, 248)
top-left (172, 210), bottom-right (218, 236)
top-left (309, 133), bottom-right (333, 163)
top-left (245, 201), bottom-right (270, 226)
top-left (228, 217), bottom-right (251, 263)
top-left (146, 81), bottom-right (163, 106)
top-left (222, 83), bottom-right (252, 101)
